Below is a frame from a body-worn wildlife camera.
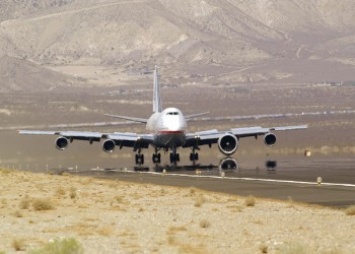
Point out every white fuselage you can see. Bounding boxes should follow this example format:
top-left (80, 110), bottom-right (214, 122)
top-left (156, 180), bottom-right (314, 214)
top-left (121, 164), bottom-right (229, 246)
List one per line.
top-left (146, 107), bottom-right (187, 149)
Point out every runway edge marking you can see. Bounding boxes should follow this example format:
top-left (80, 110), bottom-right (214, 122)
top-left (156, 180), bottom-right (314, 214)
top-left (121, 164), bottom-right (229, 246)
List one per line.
top-left (133, 171), bottom-right (355, 188)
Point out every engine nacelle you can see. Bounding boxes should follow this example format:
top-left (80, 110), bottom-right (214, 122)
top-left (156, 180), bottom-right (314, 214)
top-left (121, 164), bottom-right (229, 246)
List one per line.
top-left (264, 133), bottom-right (277, 146)
top-left (56, 137), bottom-right (69, 150)
top-left (218, 134), bottom-right (238, 155)
top-left (102, 139), bottom-right (116, 153)
top-left (219, 157), bottom-right (239, 171)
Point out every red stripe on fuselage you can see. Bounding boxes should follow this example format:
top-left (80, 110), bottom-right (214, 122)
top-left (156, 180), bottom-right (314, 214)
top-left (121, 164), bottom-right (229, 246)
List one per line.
top-left (157, 130), bottom-right (185, 134)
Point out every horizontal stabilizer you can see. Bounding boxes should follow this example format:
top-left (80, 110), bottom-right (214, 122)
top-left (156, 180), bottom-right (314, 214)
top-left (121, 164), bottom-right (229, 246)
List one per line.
top-left (185, 112), bottom-right (209, 120)
top-left (104, 114), bottom-right (148, 124)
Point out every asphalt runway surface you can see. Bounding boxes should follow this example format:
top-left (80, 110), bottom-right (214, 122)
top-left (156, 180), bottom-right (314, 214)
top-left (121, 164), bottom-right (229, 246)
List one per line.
top-left (70, 157), bottom-right (355, 208)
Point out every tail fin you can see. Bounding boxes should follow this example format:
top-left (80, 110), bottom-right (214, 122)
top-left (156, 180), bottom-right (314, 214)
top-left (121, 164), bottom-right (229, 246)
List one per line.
top-left (153, 66), bottom-right (162, 113)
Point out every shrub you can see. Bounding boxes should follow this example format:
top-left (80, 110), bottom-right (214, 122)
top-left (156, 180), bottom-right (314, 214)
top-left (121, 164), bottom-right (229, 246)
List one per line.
top-left (199, 219), bottom-right (211, 229)
top-left (345, 205), bottom-right (355, 216)
top-left (69, 187), bottom-right (77, 199)
top-left (32, 198), bottom-right (54, 211)
top-left (30, 238), bottom-right (84, 254)
top-left (259, 243), bottom-right (268, 253)
top-left (12, 210), bottom-right (24, 218)
top-left (12, 238), bottom-right (26, 251)
top-left (275, 242), bottom-right (309, 254)
top-left (20, 195), bottom-right (31, 209)
top-left (56, 187), bottom-right (66, 196)
top-left (194, 194), bottom-right (206, 207)
top-left (245, 195), bottom-right (256, 207)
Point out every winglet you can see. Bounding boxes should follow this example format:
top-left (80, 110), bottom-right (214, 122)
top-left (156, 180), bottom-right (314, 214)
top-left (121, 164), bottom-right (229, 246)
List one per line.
top-left (153, 66), bottom-right (162, 113)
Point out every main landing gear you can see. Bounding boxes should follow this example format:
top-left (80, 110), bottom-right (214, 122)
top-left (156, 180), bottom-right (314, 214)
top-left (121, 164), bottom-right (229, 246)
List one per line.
top-left (135, 151), bottom-right (144, 165)
top-left (152, 148), bottom-right (161, 164)
top-left (136, 147), bottom-right (200, 165)
top-left (189, 147), bottom-right (199, 163)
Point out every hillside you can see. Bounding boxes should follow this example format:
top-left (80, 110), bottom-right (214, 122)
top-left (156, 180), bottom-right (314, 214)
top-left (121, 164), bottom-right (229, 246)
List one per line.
top-left (1, 0), bottom-right (355, 91)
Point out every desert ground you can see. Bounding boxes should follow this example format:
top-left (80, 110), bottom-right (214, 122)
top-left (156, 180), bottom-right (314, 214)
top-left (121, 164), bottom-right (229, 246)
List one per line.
top-left (0, 168), bottom-right (354, 254)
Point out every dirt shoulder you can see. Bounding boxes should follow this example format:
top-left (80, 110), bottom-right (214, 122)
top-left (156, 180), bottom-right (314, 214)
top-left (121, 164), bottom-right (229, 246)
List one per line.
top-left (0, 169), bottom-right (354, 254)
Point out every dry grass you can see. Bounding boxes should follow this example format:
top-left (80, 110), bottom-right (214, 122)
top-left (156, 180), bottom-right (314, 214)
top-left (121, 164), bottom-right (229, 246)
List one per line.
top-left (55, 187), bottom-right (66, 196)
top-left (194, 194), bottom-right (206, 207)
top-left (275, 242), bottom-right (310, 254)
top-left (168, 226), bottom-right (188, 233)
top-left (32, 198), bottom-right (54, 211)
top-left (30, 238), bottom-right (83, 254)
top-left (189, 187), bottom-right (198, 195)
top-left (12, 210), bottom-right (24, 218)
top-left (114, 195), bottom-right (124, 203)
top-left (245, 195), bottom-right (256, 207)
top-left (345, 205), bottom-right (355, 216)
top-left (259, 243), bottom-right (268, 253)
top-left (20, 195), bottom-right (31, 209)
top-left (199, 219), bottom-right (211, 229)
top-left (12, 238), bottom-right (26, 251)
top-left (69, 222), bottom-right (98, 236)
top-left (0, 169), bottom-right (354, 253)
top-left (97, 226), bottom-right (115, 237)
top-left (69, 187), bottom-right (77, 199)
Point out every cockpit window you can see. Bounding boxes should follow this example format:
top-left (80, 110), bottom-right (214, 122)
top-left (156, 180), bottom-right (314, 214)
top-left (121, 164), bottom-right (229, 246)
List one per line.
top-left (167, 112), bottom-right (179, 115)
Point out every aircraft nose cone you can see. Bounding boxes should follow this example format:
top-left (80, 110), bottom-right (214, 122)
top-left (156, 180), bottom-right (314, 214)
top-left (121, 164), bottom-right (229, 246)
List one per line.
top-left (164, 117), bottom-right (186, 132)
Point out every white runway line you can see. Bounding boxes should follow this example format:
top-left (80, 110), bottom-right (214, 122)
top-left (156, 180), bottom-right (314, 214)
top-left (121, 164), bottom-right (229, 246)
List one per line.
top-left (134, 171), bottom-right (355, 188)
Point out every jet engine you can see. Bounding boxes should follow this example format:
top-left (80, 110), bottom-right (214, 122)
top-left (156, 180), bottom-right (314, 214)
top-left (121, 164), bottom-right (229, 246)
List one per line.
top-left (218, 134), bottom-right (238, 155)
top-left (56, 137), bottom-right (69, 150)
top-left (102, 139), bottom-right (116, 153)
top-left (219, 157), bottom-right (239, 171)
top-left (264, 133), bottom-right (277, 146)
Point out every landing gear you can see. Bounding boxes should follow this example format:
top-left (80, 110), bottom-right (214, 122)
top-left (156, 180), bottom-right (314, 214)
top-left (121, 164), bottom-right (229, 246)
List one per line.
top-left (152, 153), bottom-right (161, 164)
top-left (189, 152), bottom-right (199, 161)
top-left (169, 152), bottom-right (180, 164)
top-left (135, 153), bottom-right (144, 165)
top-left (189, 147), bottom-right (199, 163)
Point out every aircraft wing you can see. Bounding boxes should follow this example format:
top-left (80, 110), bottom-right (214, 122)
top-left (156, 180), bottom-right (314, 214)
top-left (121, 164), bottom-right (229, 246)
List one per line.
top-left (183, 125), bottom-right (307, 147)
top-left (19, 130), bottom-right (154, 150)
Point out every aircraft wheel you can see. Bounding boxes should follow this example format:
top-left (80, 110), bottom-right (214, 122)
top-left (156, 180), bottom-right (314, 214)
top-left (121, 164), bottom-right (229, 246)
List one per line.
top-left (152, 154), bottom-right (161, 164)
top-left (136, 154), bottom-right (144, 165)
top-left (189, 153), bottom-right (199, 161)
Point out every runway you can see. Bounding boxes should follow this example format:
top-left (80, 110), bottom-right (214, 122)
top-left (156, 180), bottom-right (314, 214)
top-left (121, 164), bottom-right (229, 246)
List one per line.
top-left (72, 157), bottom-right (355, 208)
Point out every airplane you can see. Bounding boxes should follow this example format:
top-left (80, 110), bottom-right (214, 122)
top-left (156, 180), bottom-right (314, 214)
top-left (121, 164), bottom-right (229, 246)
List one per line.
top-left (19, 66), bottom-right (307, 165)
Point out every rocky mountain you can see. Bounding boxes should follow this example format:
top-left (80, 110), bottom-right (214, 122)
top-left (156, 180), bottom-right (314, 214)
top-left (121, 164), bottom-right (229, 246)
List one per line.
top-left (1, 0), bottom-right (355, 91)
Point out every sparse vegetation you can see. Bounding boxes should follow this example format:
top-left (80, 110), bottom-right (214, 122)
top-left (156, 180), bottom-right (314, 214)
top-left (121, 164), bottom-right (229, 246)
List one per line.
top-left (259, 243), bottom-right (268, 253)
top-left (194, 194), bottom-right (206, 207)
top-left (1, 198), bottom-right (7, 206)
top-left (245, 195), bottom-right (256, 207)
top-left (0, 168), bottom-right (12, 174)
top-left (275, 242), bottom-right (310, 254)
top-left (114, 195), bottom-right (124, 203)
top-left (30, 238), bottom-right (83, 254)
top-left (56, 187), bottom-right (66, 196)
top-left (0, 166), bottom-right (353, 253)
top-left (199, 219), bottom-right (211, 229)
top-left (345, 205), bottom-right (355, 216)
top-left (12, 238), bottom-right (26, 251)
top-left (189, 187), bottom-right (197, 195)
top-left (20, 195), bottom-right (31, 209)
top-left (12, 210), bottom-right (24, 218)
top-left (32, 198), bottom-right (54, 211)
top-left (69, 187), bottom-right (77, 199)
